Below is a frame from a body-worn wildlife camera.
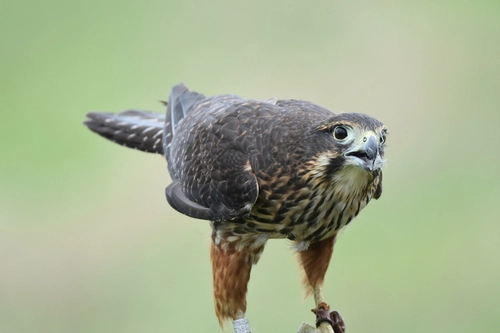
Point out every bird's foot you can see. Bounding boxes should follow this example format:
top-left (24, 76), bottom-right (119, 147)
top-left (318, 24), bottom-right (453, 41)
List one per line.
top-left (329, 311), bottom-right (345, 333)
top-left (312, 302), bottom-right (334, 328)
top-left (311, 302), bottom-right (345, 333)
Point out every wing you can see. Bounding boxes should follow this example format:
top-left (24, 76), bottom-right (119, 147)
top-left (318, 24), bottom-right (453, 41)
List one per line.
top-left (166, 97), bottom-right (269, 222)
top-left (165, 181), bottom-right (211, 219)
top-left (165, 148), bottom-right (259, 222)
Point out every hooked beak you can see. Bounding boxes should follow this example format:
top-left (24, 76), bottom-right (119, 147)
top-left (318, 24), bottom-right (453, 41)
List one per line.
top-left (345, 135), bottom-right (380, 171)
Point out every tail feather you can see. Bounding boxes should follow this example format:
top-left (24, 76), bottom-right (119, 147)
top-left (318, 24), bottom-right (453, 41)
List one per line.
top-left (84, 83), bottom-right (205, 156)
top-left (84, 110), bottom-right (165, 154)
top-left (163, 83), bottom-right (206, 155)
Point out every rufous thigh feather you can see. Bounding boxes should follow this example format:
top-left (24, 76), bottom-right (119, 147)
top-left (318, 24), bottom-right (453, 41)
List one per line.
top-left (297, 235), bottom-right (336, 294)
top-left (210, 241), bottom-right (253, 326)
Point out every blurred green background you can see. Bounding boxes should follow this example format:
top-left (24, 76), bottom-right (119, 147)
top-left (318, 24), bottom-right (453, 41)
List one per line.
top-left (1, 0), bottom-right (499, 332)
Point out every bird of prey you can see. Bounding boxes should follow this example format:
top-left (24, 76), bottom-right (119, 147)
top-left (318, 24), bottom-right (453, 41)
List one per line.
top-left (84, 83), bottom-right (387, 333)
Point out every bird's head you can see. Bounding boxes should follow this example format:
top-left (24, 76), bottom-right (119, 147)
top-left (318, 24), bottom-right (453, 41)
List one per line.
top-left (309, 113), bottom-right (387, 180)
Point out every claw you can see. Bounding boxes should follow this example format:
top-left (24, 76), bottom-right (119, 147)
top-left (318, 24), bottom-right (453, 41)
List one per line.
top-left (330, 311), bottom-right (346, 333)
top-left (310, 303), bottom-right (346, 333)
top-left (312, 302), bottom-right (334, 328)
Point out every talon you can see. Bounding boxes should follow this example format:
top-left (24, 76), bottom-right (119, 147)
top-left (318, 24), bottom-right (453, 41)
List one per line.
top-left (311, 302), bottom-right (334, 328)
top-left (330, 311), bottom-right (346, 333)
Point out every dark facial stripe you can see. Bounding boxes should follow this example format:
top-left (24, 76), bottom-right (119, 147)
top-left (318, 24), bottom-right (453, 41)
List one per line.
top-left (326, 156), bottom-right (344, 175)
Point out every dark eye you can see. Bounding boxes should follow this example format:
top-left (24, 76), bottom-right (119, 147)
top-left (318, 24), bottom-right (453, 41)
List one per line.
top-left (333, 126), bottom-right (348, 140)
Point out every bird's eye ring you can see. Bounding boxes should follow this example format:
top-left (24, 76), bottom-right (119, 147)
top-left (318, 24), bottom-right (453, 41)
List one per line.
top-left (333, 126), bottom-right (349, 141)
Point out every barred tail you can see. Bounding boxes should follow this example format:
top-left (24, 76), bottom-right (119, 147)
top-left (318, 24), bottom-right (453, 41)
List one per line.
top-left (84, 110), bottom-right (165, 154)
top-left (84, 83), bottom-right (205, 155)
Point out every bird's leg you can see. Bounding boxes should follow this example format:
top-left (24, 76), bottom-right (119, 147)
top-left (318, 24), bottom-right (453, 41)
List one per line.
top-left (313, 283), bottom-right (326, 306)
top-left (297, 236), bottom-right (336, 300)
top-left (297, 235), bottom-right (345, 333)
top-left (210, 236), bottom-right (266, 333)
top-left (232, 317), bottom-right (252, 333)
top-left (211, 241), bottom-right (251, 330)
top-left (311, 286), bottom-right (334, 333)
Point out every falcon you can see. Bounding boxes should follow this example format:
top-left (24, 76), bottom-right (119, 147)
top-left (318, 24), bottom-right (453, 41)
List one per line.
top-left (84, 83), bottom-right (387, 333)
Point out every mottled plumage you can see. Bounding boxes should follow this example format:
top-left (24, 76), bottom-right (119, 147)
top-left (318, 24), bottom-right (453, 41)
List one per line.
top-left (84, 83), bottom-right (387, 332)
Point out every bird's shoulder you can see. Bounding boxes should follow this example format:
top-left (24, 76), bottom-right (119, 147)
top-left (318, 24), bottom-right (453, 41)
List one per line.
top-left (186, 96), bottom-right (332, 124)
